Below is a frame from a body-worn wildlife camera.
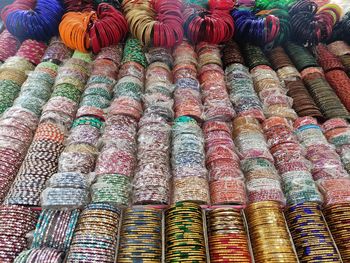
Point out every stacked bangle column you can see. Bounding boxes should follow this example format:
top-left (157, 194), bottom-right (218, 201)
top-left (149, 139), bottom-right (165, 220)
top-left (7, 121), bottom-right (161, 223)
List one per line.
top-left (294, 116), bottom-right (350, 206)
top-left (173, 40), bottom-right (202, 121)
top-left (171, 117), bottom-right (209, 204)
top-left (117, 207), bottom-right (163, 262)
top-left (165, 202), bottom-right (207, 262)
top-left (0, 39), bottom-right (46, 114)
top-left (285, 203), bottom-right (341, 262)
top-left (316, 44), bottom-right (350, 112)
top-left (285, 41), bottom-right (350, 119)
top-left (224, 41), bottom-right (265, 122)
top-left (0, 30), bottom-right (19, 64)
top-left (207, 208), bottom-right (252, 262)
top-left (323, 203), bottom-right (350, 261)
top-left (40, 45), bottom-right (122, 210)
top-left (132, 47), bottom-right (173, 204)
top-left (322, 118), bottom-right (350, 261)
top-left (267, 46), bottom-right (323, 118)
top-left (263, 117), bottom-right (321, 205)
top-left (197, 42), bottom-right (235, 121)
top-left (0, 205), bottom-right (39, 262)
top-left (242, 43), bottom-right (298, 121)
top-left (5, 50), bottom-right (92, 206)
top-left (93, 37), bottom-right (146, 206)
top-left (66, 203), bottom-right (121, 263)
top-left (171, 41), bottom-right (209, 204)
top-left (233, 116), bottom-right (285, 205)
top-left (0, 38), bottom-right (71, 202)
top-left (204, 120), bottom-right (246, 205)
top-left (245, 201), bottom-right (298, 263)
top-left (323, 118), bottom-right (350, 174)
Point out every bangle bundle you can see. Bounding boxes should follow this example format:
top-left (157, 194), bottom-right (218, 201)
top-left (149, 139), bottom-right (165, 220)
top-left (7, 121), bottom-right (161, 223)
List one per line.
top-left (260, 9), bottom-right (291, 47)
top-left (165, 202), bottom-right (206, 262)
top-left (133, 48), bottom-right (173, 205)
top-left (285, 202), bottom-right (341, 262)
top-left (323, 118), bottom-right (350, 174)
top-left (323, 203), bottom-right (350, 262)
top-left (268, 46), bottom-right (323, 118)
top-left (294, 117), bottom-right (350, 205)
top-left (289, 0), bottom-right (341, 46)
top-left (118, 208), bottom-right (162, 262)
top-left (0, 205), bottom-right (39, 262)
top-left (0, 30), bottom-right (19, 63)
top-left (244, 44), bottom-right (298, 121)
top-left (173, 41), bottom-right (203, 121)
top-left (16, 39), bottom-right (47, 66)
top-left (222, 40), bottom-right (245, 67)
top-left (245, 201), bottom-right (298, 262)
top-left (42, 37), bottom-right (72, 65)
top-left (41, 172), bottom-right (91, 209)
top-left (225, 59), bottom-right (265, 121)
top-left (123, 0), bottom-right (183, 47)
top-left (172, 117), bottom-right (210, 204)
top-left (302, 69), bottom-right (350, 119)
top-left (207, 208), bottom-right (251, 262)
top-left (327, 41), bottom-right (350, 77)
top-left (198, 43), bottom-right (235, 121)
top-left (242, 43), bottom-right (271, 70)
top-left (66, 203), bottom-right (121, 263)
top-left (318, 178), bottom-right (350, 206)
top-left (93, 38), bottom-right (141, 206)
top-left (0, 39), bottom-right (47, 115)
top-left (263, 117), bottom-right (322, 205)
top-left (233, 117), bottom-right (285, 204)
top-left (232, 9), bottom-right (279, 46)
top-left (1, 0), bottom-right (64, 42)
top-left (284, 41), bottom-right (318, 71)
top-left (91, 174), bottom-right (131, 205)
top-left (59, 3), bottom-right (128, 54)
top-left (316, 44), bottom-right (350, 112)
top-left (184, 5), bottom-right (234, 44)
top-left (316, 44), bottom-right (345, 72)
top-left (204, 121), bottom-right (246, 205)
top-left (31, 209), bottom-right (80, 251)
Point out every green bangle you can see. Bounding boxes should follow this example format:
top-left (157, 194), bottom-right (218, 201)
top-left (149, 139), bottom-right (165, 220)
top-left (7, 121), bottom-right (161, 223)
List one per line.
top-left (72, 50), bottom-right (92, 63)
top-left (122, 37), bottom-right (148, 68)
top-left (36, 61), bottom-right (59, 72)
top-left (284, 42), bottom-right (318, 71)
top-left (84, 86), bottom-right (112, 100)
top-left (242, 43), bottom-right (272, 70)
top-left (72, 116), bottom-right (103, 129)
top-left (52, 83), bottom-right (82, 103)
top-left (80, 95), bottom-right (110, 109)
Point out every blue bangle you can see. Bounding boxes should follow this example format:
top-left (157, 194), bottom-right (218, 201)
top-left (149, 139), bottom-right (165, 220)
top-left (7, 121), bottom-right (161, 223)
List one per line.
top-left (4, 0), bottom-right (63, 42)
